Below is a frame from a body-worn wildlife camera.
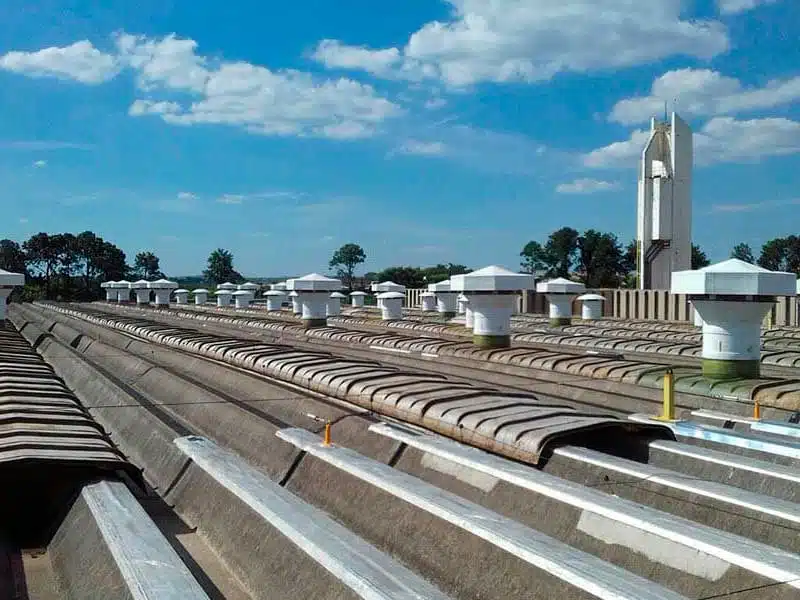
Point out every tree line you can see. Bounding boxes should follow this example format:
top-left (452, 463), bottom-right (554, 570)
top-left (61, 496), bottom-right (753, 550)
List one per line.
top-left (731, 237), bottom-right (800, 272)
top-left (0, 232), bottom-right (156, 301)
top-left (327, 242), bottom-right (470, 290)
top-left (0, 233), bottom-right (254, 302)
top-left (519, 227), bottom-right (710, 288)
top-left (3, 232), bottom-right (794, 303)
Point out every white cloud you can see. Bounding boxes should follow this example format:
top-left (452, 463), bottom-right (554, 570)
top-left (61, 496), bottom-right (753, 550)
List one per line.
top-left (583, 130), bottom-right (651, 168)
top-left (115, 33), bottom-right (209, 92)
top-left (717, 0), bottom-right (780, 15)
top-left (0, 40), bottom-right (118, 83)
top-left (129, 99), bottom-right (182, 117)
top-left (216, 190), bottom-right (303, 205)
top-left (2, 33), bottom-right (402, 140)
top-left (390, 123), bottom-right (555, 175)
top-left (556, 179), bottom-right (620, 194)
top-left (584, 116), bottom-right (800, 168)
top-left (312, 1), bottom-right (729, 87)
top-left (395, 139), bottom-right (447, 156)
top-left (424, 97), bottom-right (447, 110)
top-left (32, 159), bottom-right (47, 168)
top-left (318, 121), bottom-right (374, 139)
top-left (694, 116), bottom-right (800, 164)
top-left (156, 191), bottom-right (200, 213)
top-left (710, 198), bottom-right (800, 213)
top-left (0, 140), bottom-right (93, 151)
top-left (610, 68), bottom-right (800, 124)
top-left (312, 40), bottom-right (402, 78)
top-left (19, 217), bottom-right (28, 224)
top-left (118, 34), bottom-right (402, 139)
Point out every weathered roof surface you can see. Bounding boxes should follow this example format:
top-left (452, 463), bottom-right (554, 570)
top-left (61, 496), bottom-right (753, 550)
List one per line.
top-left (0, 322), bottom-right (136, 475)
top-left (38, 303), bottom-right (675, 464)
top-left (22, 300), bottom-right (800, 599)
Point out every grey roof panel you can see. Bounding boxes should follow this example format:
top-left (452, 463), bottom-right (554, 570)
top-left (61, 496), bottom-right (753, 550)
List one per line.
top-left (279, 427), bottom-right (690, 600)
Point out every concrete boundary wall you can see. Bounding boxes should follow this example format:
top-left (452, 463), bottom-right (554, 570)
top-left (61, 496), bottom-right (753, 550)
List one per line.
top-left (404, 289), bottom-right (799, 326)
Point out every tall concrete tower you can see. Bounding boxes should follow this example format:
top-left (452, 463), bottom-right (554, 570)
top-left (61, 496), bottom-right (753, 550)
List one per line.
top-left (636, 112), bottom-right (692, 290)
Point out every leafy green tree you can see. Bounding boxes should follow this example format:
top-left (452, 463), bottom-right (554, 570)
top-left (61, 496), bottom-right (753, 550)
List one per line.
top-left (23, 233), bottom-right (62, 297)
top-left (730, 242), bottom-right (755, 264)
top-left (96, 241), bottom-right (128, 282)
top-left (75, 231), bottom-right (103, 289)
top-left (545, 227), bottom-right (580, 278)
top-left (691, 244), bottom-right (710, 270)
top-left (133, 251), bottom-right (163, 279)
top-left (329, 243), bottom-right (366, 291)
top-left (620, 240), bottom-right (638, 288)
top-left (758, 236), bottom-right (800, 273)
top-left (578, 230), bottom-right (625, 288)
top-left (374, 266), bottom-right (425, 288)
top-left (203, 248), bottom-right (242, 285)
top-left (520, 241), bottom-right (550, 276)
top-left (0, 239), bottom-right (27, 274)
top-left (420, 263), bottom-right (469, 284)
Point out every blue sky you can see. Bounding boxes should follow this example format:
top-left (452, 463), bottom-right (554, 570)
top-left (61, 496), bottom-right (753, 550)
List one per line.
top-left (1, 0), bottom-right (798, 276)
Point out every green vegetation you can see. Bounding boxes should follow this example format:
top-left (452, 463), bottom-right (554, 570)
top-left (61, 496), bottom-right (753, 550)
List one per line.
top-left (691, 244), bottom-right (710, 270)
top-left (2, 231), bottom-right (129, 301)
top-left (520, 228), bottom-right (711, 287)
top-left (363, 263), bottom-right (470, 289)
top-left (202, 248), bottom-right (243, 285)
top-left (755, 236), bottom-right (800, 272)
top-left (520, 227), bottom-right (632, 287)
top-left (329, 243), bottom-right (366, 291)
top-left (730, 242), bottom-right (755, 264)
top-left (133, 251), bottom-right (164, 279)
top-left (1, 230), bottom-right (795, 305)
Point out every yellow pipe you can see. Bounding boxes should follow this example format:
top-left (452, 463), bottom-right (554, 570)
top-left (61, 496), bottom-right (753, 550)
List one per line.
top-left (658, 368), bottom-right (675, 421)
top-left (753, 400), bottom-right (761, 421)
top-left (323, 421), bottom-right (331, 446)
